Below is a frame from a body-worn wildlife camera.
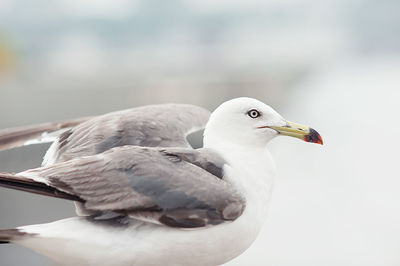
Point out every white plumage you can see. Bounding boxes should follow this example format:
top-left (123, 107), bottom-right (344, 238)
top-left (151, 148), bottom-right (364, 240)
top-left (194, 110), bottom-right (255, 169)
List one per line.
top-left (0, 97), bottom-right (322, 265)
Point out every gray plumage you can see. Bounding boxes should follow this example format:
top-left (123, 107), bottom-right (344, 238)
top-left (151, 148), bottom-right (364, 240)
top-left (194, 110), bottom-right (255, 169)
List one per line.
top-left (0, 103), bottom-right (246, 228)
top-left (0, 117), bottom-right (91, 152)
top-left (44, 104), bottom-right (211, 165)
top-left (20, 146), bottom-right (245, 228)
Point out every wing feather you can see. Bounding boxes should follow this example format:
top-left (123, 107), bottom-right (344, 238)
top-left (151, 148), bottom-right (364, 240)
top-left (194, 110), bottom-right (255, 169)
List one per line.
top-left (43, 104), bottom-right (210, 166)
top-left (19, 146), bottom-right (245, 228)
top-left (0, 117), bottom-right (91, 152)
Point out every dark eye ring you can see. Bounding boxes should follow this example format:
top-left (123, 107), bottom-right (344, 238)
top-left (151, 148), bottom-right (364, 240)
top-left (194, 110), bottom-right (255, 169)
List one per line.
top-left (247, 109), bottom-right (261, 118)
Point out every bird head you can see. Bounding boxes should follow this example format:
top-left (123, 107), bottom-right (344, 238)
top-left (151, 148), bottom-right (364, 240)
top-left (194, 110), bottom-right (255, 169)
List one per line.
top-left (203, 97), bottom-right (323, 148)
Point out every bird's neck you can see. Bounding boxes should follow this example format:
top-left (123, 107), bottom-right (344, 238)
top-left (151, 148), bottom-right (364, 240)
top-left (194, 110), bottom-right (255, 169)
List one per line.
top-left (204, 139), bottom-right (276, 209)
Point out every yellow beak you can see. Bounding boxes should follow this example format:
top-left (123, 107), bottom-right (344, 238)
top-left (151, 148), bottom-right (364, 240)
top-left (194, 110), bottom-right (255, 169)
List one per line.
top-left (268, 121), bottom-right (323, 145)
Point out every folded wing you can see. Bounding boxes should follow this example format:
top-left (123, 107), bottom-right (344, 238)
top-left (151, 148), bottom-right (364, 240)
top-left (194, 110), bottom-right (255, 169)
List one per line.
top-left (43, 104), bottom-right (210, 166)
top-left (0, 117), bottom-right (91, 152)
top-left (13, 146), bottom-right (245, 228)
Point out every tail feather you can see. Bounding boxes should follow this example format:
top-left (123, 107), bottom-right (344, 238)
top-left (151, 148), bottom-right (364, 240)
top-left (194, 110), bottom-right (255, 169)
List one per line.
top-left (0, 172), bottom-right (82, 202)
top-left (0, 229), bottom-right (35, 243)
top-left (0, 116), bottom-right (92, 152)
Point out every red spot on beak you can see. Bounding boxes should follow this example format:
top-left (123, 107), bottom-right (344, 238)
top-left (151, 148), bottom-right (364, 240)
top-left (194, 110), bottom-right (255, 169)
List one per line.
top-left (304, 128), bottom-right (323, 145)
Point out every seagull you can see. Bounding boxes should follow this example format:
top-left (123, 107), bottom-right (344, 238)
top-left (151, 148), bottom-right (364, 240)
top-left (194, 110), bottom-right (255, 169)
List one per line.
top-left (0, 97), bottom-right (322, 266)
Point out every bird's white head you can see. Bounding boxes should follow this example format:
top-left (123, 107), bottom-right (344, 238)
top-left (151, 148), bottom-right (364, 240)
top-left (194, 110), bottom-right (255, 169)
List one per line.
top-left (203, 97), bottom-right (323, 149)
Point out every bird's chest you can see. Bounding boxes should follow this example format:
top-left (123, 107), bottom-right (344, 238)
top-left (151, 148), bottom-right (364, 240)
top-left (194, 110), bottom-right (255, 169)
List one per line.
top-left (125, 217), bottom-right (260, 266)
top-left (133, 150), bottom-right (277, 265)
top-left (225, 150), bottom-right (276, 207)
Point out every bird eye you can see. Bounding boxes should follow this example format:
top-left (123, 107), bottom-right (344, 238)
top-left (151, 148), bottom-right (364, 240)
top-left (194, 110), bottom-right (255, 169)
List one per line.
top-left (247, 109), bottom-right (261, 118)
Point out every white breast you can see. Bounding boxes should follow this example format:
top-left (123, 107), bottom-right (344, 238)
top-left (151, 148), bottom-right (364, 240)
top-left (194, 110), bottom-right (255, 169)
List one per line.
top-left (19, 147), bottom-right (276, 266)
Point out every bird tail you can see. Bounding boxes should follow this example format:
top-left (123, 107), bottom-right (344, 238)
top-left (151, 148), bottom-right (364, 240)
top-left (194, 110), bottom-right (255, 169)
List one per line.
top-left (0, 173), bottom-right (82, 244)
top-left (0, 228), bottom-right (34, 244)
top-left (0, 116), bottom-right (92, 152)
top-left (0, 172), bottom-right (81, 202)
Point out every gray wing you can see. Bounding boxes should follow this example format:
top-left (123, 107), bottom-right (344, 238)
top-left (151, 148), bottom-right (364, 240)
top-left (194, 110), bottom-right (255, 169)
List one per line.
top-left (43, 104), bottom-right (210, 166)
top-left (21, 146), bottom-right (245, 228)
top-left (0, 117), bottom-right (91, 152)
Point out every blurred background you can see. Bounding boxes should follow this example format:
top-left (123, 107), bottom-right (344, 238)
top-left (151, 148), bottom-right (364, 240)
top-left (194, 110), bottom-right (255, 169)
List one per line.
top-left (0, 0), bottom-right (399, 265)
